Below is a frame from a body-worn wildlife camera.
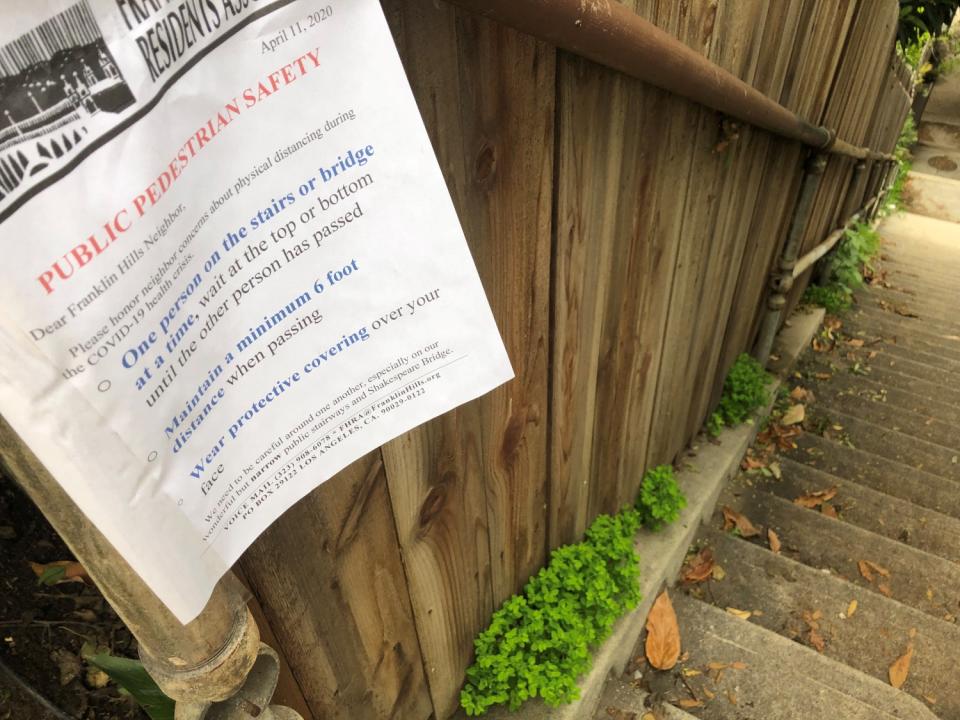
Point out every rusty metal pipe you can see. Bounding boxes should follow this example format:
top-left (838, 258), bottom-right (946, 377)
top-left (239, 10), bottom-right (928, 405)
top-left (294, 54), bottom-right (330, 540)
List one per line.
top-left (446, 0), bottom-right (895, 161)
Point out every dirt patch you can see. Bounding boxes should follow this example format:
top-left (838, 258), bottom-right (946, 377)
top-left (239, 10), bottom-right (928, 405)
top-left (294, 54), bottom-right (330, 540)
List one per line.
top-left (0, 469), bottom-right (146, 719)
top-left (927, 155), bottom-right (959, 172)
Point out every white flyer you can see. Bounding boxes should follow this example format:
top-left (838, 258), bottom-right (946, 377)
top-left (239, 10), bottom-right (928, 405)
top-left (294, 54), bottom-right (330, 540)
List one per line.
top-left (0, 0), bottom-right (513, 622)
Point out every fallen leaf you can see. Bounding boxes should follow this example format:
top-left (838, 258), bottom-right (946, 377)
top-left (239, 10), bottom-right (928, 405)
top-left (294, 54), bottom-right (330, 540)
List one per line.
top-left (863, 559), bottom-right (890, 577)
top-left (681, 668), bottom-right (702, 677)
top-left (942, 335), bottom-right (960, 341)
top-left (726, 607), bottom-right (752, 620)
top-left (768, 529), bottom-right (781, 554)
top-left (768, 461), bottom-right (782, 480)
top-left (30, 560), bottom-right (91, 586)
top-left (85, 667), bottom-right (110, 689)
top-left (847, 599), bottom-right (858, 617)
top-left (722, 506), bottom-right (760, 537)
top-left (847, 338), bottom-right (865, 348)
top-left (677, 699), bottom-right (704, 709)
top-left (821, 503), bottom-right (839, 519)
top-left (682, 548), bottom-right (716, 583)
top-left (702, 687), bottom-right (716, 700)
top-left (781, 404), bottom-right (805, 425)
top-left (790, 386), bottom-right (808, 401)
top-left (711, 565), bottom-right (726, 581)
top-left (815, 372), bottom-right (832, 380)
top-left (889, 645), bottom-right (914, 689)
top-left (858, 560), bottom-right (875, 582)
top-left (645, 590), bottom-right (681, 670)
top-left (808, 627), bottom-right (826, 653)
top-left (879, 583), bottom-right (893, 597)
top-left (794, 487), bottom-right (838, 508)
top-left (51, 649), bottom-right (81, 686)
top-left (730, 661), bottom-right (749, 670)
top-left (726, 691), bottom-right (738, 705)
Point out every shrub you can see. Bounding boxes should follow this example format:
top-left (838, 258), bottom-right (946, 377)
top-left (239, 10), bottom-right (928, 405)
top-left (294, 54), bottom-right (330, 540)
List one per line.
top-left (708, 353), bottom-right (770, 436)
top-left (460, 509), bottom-right (641, 716)
top-left (636, 465), bottom-right (686, 530)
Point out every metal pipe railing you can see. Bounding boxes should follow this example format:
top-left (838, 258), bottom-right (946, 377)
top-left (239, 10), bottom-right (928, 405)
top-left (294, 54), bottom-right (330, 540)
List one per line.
top-left (446, 0), bottom-right (896, 161)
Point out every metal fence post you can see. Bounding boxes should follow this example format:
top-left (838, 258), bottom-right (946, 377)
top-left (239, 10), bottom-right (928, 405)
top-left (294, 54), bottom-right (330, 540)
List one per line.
top-left (753, 152), bottom-right (827, 365)
top-left (816, 159), bottom-right (867, 284)
top-left (0, 417), bottom-right (302, 720)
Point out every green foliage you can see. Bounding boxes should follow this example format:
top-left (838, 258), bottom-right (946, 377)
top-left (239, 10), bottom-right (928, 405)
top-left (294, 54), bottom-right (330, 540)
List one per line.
top-left (827, 222), bottom-right (880, 291)
top-left (802, 283), bottom-right (853, 314)
top-left (708, 354), bottom-right (770, 436)
top-left (460, 509), bottom-right (642, 716)
top-left (897, 0), bottom-right (960, 47)
top-left (81, 644), bottom-right (174, 720)
top-left (635, 465), bottom-right (686, 530)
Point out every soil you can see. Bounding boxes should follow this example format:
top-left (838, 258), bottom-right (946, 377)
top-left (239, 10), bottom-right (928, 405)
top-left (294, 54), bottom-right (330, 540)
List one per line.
top-left (0, 467), bottom-right (146, 720)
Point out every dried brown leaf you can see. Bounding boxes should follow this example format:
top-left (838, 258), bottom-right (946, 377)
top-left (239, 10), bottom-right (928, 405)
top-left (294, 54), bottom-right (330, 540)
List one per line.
top-left (847, 599), bottom-right (858, 617)
top-left (725, 607), bottom-right (752, 620)
top-left (645, 590), bottom-right (681, 670)
top-left (682, 548), bottom-right (716, 584)
top-left (821, 503), bottom-right (839, 519)
top-left (781, 404), bottom-right (805, 426)
top-left (889, 645), bottom-right (914, 689)
top-left (768, 529), bottom-right (781, 554)
top-left (721, 506), bottom-right (760, 538)
top-left (863, 559), bottom-right (890, 577)
top-left (808, 627), bottom-right (826, 653)
top-left (677, 699), bottom-right (704, 709)
top-left (858, 560), bottom-right (875, 582)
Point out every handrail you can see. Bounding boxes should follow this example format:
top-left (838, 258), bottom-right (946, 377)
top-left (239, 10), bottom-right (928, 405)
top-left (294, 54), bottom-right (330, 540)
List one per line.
top-left (446, 0), bottom-right (896, 162)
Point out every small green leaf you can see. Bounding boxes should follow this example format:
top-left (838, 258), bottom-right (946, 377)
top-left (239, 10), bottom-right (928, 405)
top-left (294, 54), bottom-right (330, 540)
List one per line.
top-left (81, 644), bottom-right (174, 720)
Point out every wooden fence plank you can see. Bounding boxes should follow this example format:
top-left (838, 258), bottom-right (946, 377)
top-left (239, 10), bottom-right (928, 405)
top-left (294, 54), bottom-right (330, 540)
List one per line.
top-left (240, 452), bottom-right (433, 720)
top-left (379, 1), bottom-right (554, 715)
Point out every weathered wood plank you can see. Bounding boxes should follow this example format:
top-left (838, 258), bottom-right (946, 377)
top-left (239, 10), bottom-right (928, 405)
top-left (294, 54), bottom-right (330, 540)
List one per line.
top-left (240, 452), bottom-right (433, 720)
top-left (379, 1), bottom-right (554, 716)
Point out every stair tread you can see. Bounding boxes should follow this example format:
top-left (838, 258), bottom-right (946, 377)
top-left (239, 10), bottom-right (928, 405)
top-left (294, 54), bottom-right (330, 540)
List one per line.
top-left (669, 594), bottom-right (936, 720)
top-left (798, 408), bottom-right (960, 484)
top-left (787, 433), bottom-right (960, 519)
top-left (753, 456), bottom-right (960, 564)
top-left (685, 530), bottom-right (957, 717)
top-left (720, 486), bottom-right (960, 623)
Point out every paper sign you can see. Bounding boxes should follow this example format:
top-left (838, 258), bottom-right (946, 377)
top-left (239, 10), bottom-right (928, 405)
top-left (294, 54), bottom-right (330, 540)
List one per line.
top-left (0, 0), bottom-right (512, 622)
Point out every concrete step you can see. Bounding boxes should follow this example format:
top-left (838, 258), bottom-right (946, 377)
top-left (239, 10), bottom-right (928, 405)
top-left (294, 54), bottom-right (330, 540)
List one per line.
top-left (919, 119), bottom-right (960, 151)
top-left (799, 355), bottom-right (960, 409)
top-left (841, 319), bottom-right (960, 369)
top-left (797, 357), bottom-right (960, 426)
top-left (719, 486), bottom-right (960, 622)
top-left (669, 593), bottom-right (936, 719)
top-left (808, 384), bottom-right (960, 453)
top-left (787, 432), bottom-right (960, 520)
top-left (911, 145), bottom-right (960, 181)
top-left (864, 269), bottom-right (957, 302)
top-left (872, 260), bottom-right (960, 298)
top-left (825, 340), bottom-right (960, 389)
top-left (855, 348), bottom-right (960, 391)
top-left (594, 676), bottom-right (700, 720)
top-left (752, 457), bottom-right (960, 565)
top-left (801, 407), bottom-right (960, 482)
top-left (688, 529), bottom-right (956, 718)
top-left (848, 304), bottom-right (960, 348)
top-left (902, 174), bottom-right (960, 222)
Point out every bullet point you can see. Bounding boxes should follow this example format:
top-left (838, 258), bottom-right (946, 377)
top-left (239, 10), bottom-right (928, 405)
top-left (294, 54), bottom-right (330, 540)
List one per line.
top-left (98, 380), bottom-right (111, 392)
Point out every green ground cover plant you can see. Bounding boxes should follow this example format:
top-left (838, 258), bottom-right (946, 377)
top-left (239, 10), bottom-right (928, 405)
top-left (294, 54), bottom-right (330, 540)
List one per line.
top-left (460, 509), bottom-right (642, 715)
top-left (707, 353), bottom-right (770, 436)
top-left (636, 465), bottom-right (686, 530)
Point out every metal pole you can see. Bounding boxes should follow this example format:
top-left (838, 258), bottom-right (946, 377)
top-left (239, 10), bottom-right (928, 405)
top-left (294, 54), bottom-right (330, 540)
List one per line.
top-left (445, 0), bottom-right (895, 161)
top-left (816, 160), bottom-right (866, 285)
top-left (0, 417), bottom-right (301, 719)
top-left (753, 153), bottom-right (827, 364)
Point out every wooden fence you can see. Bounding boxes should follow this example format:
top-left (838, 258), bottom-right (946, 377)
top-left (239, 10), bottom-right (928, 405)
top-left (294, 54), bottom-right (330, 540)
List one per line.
top-left (234, 1), bottom-right (914, 718)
